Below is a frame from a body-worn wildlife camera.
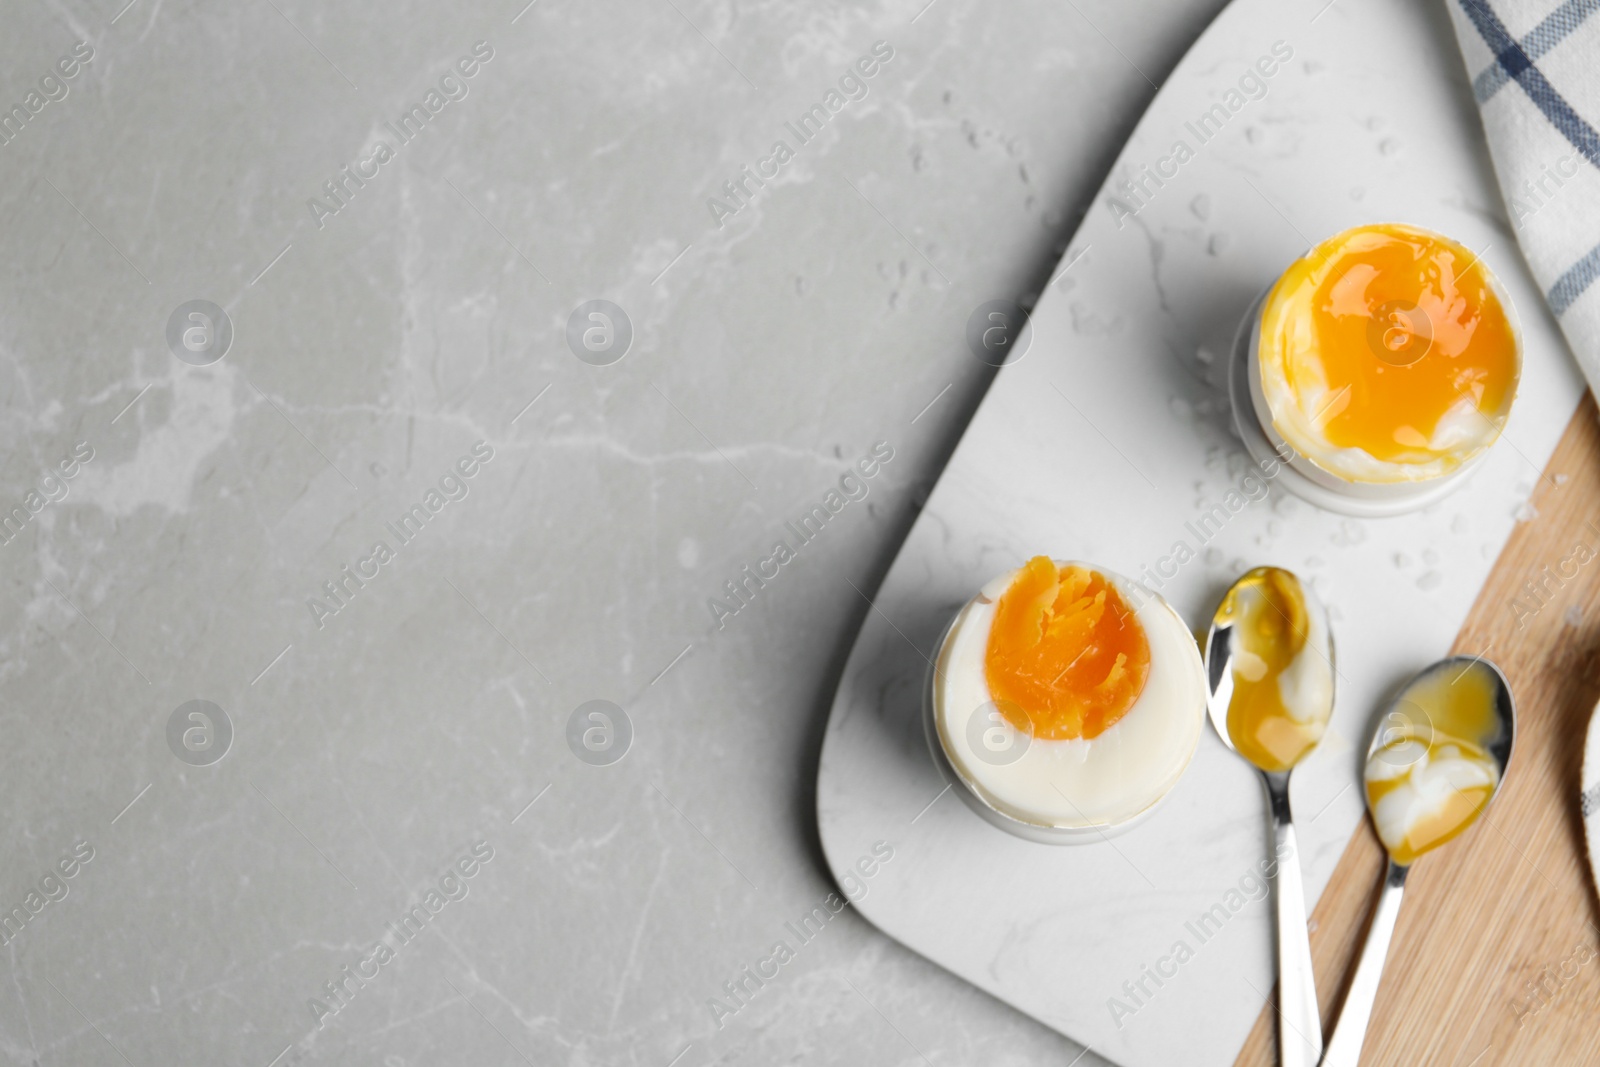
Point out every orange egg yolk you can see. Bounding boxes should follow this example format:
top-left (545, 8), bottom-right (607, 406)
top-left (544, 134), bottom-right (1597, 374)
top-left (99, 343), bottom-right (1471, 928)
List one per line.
top-left (1265, 223), bottom-right (1517, 461)
top-left (984, 557), bottom-right (1150, 740)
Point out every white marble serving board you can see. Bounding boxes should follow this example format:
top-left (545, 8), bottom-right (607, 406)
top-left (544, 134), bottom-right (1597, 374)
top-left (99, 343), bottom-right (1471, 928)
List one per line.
top-left (814, 0), bottom-right (1586, 1064)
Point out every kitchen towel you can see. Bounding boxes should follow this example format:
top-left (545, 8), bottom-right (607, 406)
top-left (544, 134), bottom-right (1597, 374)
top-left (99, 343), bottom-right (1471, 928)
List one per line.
top-left (1448, 0), bottom-right (1600, 395)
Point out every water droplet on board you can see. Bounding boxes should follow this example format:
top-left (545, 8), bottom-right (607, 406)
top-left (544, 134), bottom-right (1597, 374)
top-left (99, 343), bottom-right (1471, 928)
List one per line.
top-left (1331, 520), bottom-right (1367, 546)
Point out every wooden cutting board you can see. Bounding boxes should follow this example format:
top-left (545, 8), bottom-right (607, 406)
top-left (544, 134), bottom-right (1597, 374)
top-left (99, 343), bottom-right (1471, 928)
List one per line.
top-left (1236, 394), bottom-right (1600, 1065)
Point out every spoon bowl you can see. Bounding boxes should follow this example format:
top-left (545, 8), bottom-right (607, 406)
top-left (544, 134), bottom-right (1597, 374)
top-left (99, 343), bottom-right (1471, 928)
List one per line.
top-left (1205, 567), bottom-right (1336, 768)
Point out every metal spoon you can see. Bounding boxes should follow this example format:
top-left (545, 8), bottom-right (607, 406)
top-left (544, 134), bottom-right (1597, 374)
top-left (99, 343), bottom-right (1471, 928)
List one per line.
top-left (1320, 655), bottom-right (1515, 1066)
top-left (1205, 566), bottom-right (1335, 1067)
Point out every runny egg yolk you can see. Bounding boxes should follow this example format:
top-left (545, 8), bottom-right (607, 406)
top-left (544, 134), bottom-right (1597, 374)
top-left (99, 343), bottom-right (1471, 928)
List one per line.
top-left (1216, 567), bottom-right (1328, 773)
top-left (984, 557), bottom-right (1150, 740)
top-left (1261, 222), bottom-right (1518, 466)
top-left (1364, 662), bottom-right (1502, 867)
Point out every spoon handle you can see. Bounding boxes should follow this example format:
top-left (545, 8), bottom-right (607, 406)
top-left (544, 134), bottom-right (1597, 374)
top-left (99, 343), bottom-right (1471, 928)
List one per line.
top-left (1266, 773), bottom-right (1323, 1067)
top-left (1320, 860), bottom-right (1409, 1066)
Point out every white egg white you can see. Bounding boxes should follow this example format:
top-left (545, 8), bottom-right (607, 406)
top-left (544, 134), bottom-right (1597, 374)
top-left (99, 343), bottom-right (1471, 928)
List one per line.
top-left (1261, 364), bottom-right (1504, 483)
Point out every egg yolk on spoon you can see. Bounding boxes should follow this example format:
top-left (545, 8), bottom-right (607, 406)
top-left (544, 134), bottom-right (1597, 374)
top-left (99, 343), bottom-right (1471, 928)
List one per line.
top-left (1364, 662), bottom-right (1501, 867)
top-left (1215, 567), bottom-right (1330, 773)
top-left (984, 557), bottom-right (1150, 740)
top-left (1259, 223), bottom-right (1518, 472)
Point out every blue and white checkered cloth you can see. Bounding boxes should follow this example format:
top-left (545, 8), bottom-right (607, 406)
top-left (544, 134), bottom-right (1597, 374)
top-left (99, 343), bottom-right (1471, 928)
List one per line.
top-left (1449, 0), bottom-right (1600, 394)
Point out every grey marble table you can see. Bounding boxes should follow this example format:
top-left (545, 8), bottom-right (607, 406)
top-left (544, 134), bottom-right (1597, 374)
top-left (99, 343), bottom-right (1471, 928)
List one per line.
top-left (0, 2), bottom-right (1228, 1064)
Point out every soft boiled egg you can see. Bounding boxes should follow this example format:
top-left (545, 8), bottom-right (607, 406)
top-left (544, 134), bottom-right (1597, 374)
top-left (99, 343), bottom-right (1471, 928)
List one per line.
top-left (1256, 222), bottom-right (1521, 484)
top-left (932, 557), bottom-right (1206, 831)
top-left (1364, 659), bottom-right (1503, 866)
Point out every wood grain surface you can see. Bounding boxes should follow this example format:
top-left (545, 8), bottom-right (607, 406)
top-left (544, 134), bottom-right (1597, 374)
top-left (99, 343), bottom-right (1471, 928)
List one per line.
top-left (1234, 394), bottom-right (1600, 1066)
